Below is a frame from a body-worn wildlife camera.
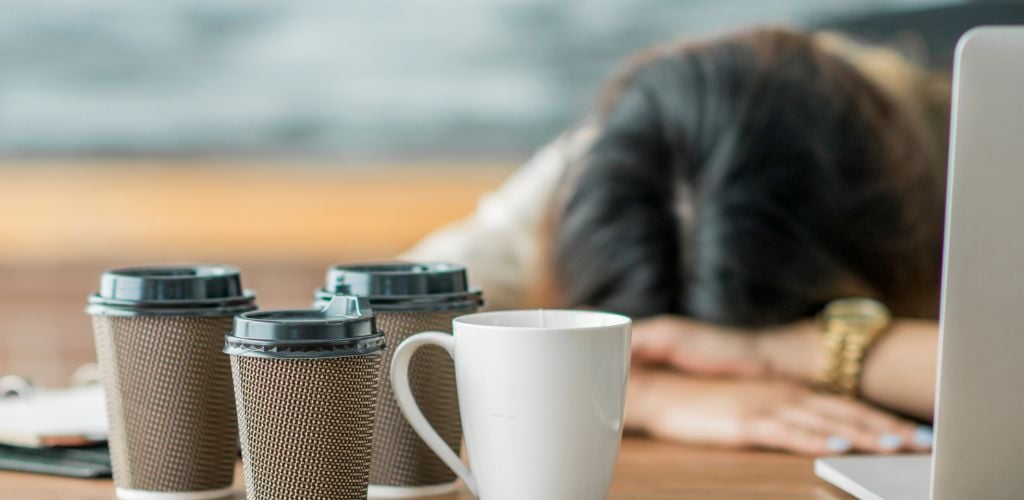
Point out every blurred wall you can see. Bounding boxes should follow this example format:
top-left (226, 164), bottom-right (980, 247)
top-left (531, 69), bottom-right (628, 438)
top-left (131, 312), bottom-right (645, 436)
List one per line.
top-left (0, 0), bottom-right (959, 156)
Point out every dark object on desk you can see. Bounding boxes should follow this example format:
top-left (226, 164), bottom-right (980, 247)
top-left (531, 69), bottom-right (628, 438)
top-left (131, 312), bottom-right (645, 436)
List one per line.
top-left (0, 443), bottom-right (111, 478)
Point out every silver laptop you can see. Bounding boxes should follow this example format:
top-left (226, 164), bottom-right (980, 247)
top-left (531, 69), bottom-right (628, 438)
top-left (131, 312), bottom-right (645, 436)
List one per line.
top-left (816, 26), bottom-right (1024, 500)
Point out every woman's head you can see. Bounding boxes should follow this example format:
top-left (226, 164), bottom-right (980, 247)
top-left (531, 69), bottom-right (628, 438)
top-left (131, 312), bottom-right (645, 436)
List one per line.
top-left (549, 28), bottom-right (948, 326)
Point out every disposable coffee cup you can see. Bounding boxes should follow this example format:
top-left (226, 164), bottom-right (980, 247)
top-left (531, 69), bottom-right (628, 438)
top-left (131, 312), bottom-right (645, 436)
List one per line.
top-left (314, 262), bottom-right (483, 498)
top-left (226, 295), bottom-right (387, 500)
top-left (87, 264), bottom-right (257, 500)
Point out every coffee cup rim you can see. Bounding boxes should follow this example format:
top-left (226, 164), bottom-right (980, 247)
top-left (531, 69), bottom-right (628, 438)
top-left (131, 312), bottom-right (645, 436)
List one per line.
top-left (453, 309), bottom-right (631, 331)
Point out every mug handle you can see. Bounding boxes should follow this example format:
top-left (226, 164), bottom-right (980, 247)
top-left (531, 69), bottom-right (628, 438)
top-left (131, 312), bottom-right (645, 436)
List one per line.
top-left (390, 332), bottom-right (478, 496)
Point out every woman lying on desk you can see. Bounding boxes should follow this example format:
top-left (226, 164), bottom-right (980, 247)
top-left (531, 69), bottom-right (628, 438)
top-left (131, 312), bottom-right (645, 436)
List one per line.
top-left (405, 27), bottom-right (948, 455)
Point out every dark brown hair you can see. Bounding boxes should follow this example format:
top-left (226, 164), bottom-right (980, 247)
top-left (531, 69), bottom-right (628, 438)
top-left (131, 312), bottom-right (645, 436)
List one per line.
top-left (548, 28), bottom-right (948, 326)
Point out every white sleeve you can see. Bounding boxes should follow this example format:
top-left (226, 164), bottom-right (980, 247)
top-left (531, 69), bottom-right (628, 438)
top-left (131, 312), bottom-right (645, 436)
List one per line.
top-left (401, 125), bottom-right (597, 310)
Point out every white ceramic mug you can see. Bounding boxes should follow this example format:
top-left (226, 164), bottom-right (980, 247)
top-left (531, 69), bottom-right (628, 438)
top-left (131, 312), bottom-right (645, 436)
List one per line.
top-left (390, 309), bottom-right (631, 500)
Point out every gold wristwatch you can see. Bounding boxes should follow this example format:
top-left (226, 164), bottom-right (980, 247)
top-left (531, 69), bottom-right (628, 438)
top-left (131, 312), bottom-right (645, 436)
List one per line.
top-left (817, 298), bottom-right (891, 397)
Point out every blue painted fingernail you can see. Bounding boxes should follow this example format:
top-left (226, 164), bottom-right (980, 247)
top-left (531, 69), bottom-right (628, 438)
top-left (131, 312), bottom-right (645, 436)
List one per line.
top-left (878, 433), bottom-right (903, 450)
top-left (913, 426), bottom-right (934, 447)
top-left (826, 435), bottom-right (851, 453)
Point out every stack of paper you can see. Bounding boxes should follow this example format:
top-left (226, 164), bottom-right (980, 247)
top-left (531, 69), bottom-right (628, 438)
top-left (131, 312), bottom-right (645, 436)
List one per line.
top-left (0, 385), bottom-right (108, 448)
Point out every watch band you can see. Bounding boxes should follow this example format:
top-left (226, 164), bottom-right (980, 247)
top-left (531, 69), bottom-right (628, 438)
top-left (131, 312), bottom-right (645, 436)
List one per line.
top-left (817, 298), bottom-right (892, 397)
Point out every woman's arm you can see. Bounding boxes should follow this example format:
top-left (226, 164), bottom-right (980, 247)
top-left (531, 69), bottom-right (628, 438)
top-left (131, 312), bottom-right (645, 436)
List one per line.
top-left (756, 319), bottom-right (938, 421)
top-left (626, 366), bottom-right (932, 455)
top-left (631, 316), bottom-right (938, 421)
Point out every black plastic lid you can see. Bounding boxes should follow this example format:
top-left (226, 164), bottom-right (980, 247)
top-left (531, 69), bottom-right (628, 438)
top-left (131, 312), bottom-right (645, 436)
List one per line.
top-left (314, 261), bottom-right (483, 311)
top-left (87, 264), bottom-right (257, 317)
top-left (224, 295), bottom-right (385, 359)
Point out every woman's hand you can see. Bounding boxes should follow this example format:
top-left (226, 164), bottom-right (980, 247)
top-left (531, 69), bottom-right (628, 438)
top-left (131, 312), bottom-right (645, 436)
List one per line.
top-left (626, 367), bottom-right (932, 455)
top-left (631, 315), bottom-right (939, 421)
top-left (631, 315), bottom-right (820, 381)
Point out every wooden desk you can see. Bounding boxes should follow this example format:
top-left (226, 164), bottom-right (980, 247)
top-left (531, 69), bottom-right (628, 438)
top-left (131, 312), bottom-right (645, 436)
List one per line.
top-left (1, 437), bottom-right (850, 499)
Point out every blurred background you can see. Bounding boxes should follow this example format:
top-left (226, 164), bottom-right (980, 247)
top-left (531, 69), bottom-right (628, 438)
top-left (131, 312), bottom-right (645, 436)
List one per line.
top-left (2, 0), bottom-right (1020, 386)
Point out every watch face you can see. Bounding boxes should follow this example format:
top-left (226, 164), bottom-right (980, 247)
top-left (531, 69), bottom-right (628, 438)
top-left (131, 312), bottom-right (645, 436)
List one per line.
top-left (824, 298), bottom-right (891, 328)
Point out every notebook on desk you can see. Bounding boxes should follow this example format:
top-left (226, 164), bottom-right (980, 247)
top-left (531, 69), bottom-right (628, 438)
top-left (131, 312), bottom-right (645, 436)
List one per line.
top-left (0, 443), bottom-right (111, 478)
top-left (0, 384), bottom-right (108, 447)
